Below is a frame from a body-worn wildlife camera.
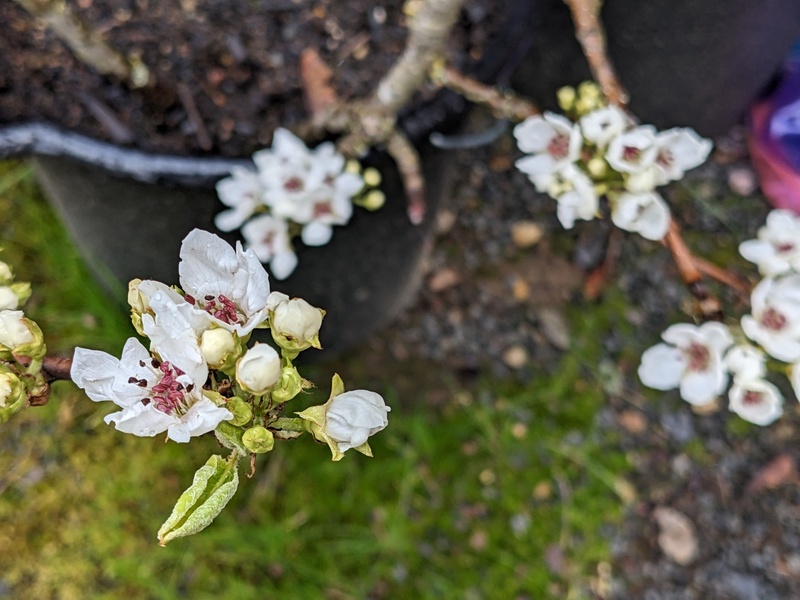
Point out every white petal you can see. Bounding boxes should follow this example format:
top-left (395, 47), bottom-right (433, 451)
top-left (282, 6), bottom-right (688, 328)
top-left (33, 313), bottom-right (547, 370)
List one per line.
top-left (728, 379), bottom-right (783, 426)
top-left (515, 153), bottom-right (559, 177)
top-left (302, 222), bottom-right (334, 247)
top-left (698, 322), bottom-right (734, 354)
top-left (679, 368), bottom-right (726, 406)
top-left (179, 229), bottom-right (239, 300)
top-left (638, 344), bottom-right (685, 390)
top-left (270, 251), bottom-right (299, 280)
top-left (104, 403), bottom-right (176, 437)
top-left (70, 346), bottom-right (121, 402)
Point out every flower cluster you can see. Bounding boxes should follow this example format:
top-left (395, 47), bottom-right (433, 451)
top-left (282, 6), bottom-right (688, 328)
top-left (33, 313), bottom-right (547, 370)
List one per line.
top-left (214, 129), bottom-right (384, 280)
top-left (71, 229), bottom-right (390, 454)
top-left (0, 260), bottom-right (45, 423)
top-left (639, 209), bottom-right (800, 426)
top-left (514, 83), bottom-right (712, 240)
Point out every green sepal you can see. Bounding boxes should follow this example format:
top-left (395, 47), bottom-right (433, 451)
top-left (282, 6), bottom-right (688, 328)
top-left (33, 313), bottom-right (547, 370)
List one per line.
top-left (157, 453), bottom-right (240, 546)
top-left (295, 373), bottom-right (348, 461)
top-left (271, 362), bottom-right (310, 403)
top-left (10, 282), bottom-right (31, 307)
top-left (224, 396), bottom-right (253, 426)
top-left (0, 318), bottom-right (46, 362)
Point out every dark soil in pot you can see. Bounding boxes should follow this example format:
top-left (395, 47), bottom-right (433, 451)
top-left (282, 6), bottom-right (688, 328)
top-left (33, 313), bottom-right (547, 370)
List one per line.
top-left (0, 0), bottom-right (503, 155)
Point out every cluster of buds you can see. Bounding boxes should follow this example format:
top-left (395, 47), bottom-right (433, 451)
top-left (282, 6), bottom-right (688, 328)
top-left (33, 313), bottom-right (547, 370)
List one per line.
top-left (639, 209), bottom-right (800, 426)
top-left (68, 229), bottom-right (390, 543)
top-left (514, 82), bottom-right (712, 240)
top-left (214, 128), bottom-right (384, 280)
top-left (0, 260), bottom-right (46, 423)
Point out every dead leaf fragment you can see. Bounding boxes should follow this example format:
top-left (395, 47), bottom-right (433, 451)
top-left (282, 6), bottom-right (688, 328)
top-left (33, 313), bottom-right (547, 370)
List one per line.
top-left (745, 454), bottom-right (797, 497)
top-left (653, 506), bottom-right (698, 566)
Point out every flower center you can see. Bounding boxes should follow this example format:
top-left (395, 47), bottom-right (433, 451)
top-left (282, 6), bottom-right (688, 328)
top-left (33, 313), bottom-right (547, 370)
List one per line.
top-left (547, 133), bottom-right (570, 160)
top-left (742, 390), bottom-right (763, 406)
top-left (143, 361), bottom-right (195, 415)
top-left (760, 307), bottom-right (787, 332)
top-left (776, 242), bottom-right (795, 254)
top-left (313, 202), bottom-right (333, 218)
top-left (656, 149), bottom-right (674, 168)
top-left (622, 146), bottom-right (641, 163)
top-left (686, 342), bottom-right (710, 372)
top-left (284, 177), bottom-right (305, 192)
top-left (185, 293), bottom-right (241, 325)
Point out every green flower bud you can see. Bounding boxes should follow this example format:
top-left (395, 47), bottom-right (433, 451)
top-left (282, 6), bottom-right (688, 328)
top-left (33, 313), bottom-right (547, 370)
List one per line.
top-left (271, 364), bottom-right (308, 403)
top-left (363, 168), bottom-right (382, 187)
top-left (0, 311), bottom-right (45, 361)
top-left (578, 81), bottom-right (601, 101)
top-left (225, 396), bottom-right (253, 427)
top-left (586, 156), bottom-right (608, 179)
top-left (0, 369), bottom-right (27, 423)
top-left (242, 426), bottom-right (274, 454)
top-left (0, 262), bottom-right (13, 285)
top-left (360, 190), bottom-right (386, 211)
top-left (556, 86), bottom-right (576, 111)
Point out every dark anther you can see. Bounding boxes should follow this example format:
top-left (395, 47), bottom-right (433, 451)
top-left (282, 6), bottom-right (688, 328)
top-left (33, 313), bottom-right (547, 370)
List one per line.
top-left (128, 376), bottom-right (139, 384)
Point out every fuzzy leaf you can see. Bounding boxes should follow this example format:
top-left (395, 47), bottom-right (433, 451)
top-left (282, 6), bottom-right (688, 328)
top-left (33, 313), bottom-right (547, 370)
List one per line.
top-left (157, 453), bottom-right (239, 546)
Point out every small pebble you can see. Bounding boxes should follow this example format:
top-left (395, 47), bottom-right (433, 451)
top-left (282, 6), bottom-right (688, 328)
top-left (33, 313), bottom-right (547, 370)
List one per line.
top-left (502, 344), bottom-right (529, 369)
top-left (510, 221), bottom-right (545, 248)
top-left (618, 410), bottom-right (647, 434)
top-left (728, 166), bottom-right (757, 196)
top-left (428, 268), bottom-right (461, 292)
top-left (538, 307), bottom-right (570, 350)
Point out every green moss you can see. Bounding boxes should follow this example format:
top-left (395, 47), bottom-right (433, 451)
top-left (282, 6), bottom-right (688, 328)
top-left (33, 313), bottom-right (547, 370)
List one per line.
top-left (0, 160), bottom-right (630, 599)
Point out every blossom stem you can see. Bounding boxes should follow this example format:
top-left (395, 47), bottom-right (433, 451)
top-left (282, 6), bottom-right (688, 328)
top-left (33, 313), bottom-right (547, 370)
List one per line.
top-left (563, 0), bottom-right (629, 108)
top-left (435, 67), bottom-right (540, 121)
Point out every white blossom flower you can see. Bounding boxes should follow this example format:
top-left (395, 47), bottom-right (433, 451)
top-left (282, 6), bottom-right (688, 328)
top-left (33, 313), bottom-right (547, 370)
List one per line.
top-left (214, 166), bottom-right (265, 232)
top-left (71, 337), bottom-right (231, 444)
top-left (639, 322), bottom-right (733, 405)
top-left (611, 191), bottom-right (671, 240)
top-left (724, 344), bottom-right (767, 381)
top-left (514, 112), bottom-right (582, 177)
top-left (235, 343), bottom-right (281, 394)
top-left (241, 214), bottom-right (298, 280)
top-left (579, 105), bottom-right (628, 147)
top-left (0, 310), bottom-right (34, 348)
top-left (741, 276), bottom-right (800, 362)
top-left (728, 378), bottom-right (783, 426)
top-left (739, 209), bottom-right (800, 277)
top-left (651, 128), bottom-right (712, 183)
top-left (552, 165), bottom-right (599, 229)
top-left (177, 229), bottom-right (272, 334)
top-left (606, 125), bottom-right (658, 174)
top-left (255, 129), bottom-right (363, 239)
top-left (324, 390), bottom-right (391, 453)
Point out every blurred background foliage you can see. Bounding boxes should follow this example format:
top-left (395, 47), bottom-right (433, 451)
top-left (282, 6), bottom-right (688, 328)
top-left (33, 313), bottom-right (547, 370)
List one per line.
top-left (0, 160), bottom-right (631, 599)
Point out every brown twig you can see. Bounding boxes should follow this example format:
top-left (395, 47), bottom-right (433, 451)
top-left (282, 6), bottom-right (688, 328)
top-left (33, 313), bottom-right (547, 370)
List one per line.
top-left (12, 0), bottom-right (150, 88)
top-left (177, 82), bottom-right (213, 151)
top-left (563, 0), bottom-right (628, 108)
top-left (295, 0), bottom-right (467, 224)
top-left (437, 67), bottom-right (540, 121)
top-left (299, 49), bottom-right (338, 116)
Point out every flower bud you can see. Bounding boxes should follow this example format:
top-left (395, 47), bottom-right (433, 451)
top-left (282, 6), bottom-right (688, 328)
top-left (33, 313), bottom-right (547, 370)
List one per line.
top-left (225, 396), bottom-right (253, 427)
top-left (0, 262), bottom-right (13, 285)
top-left (586, 157), bottom-right (608, 179)
top-left (200, 327), bottom-right (236, 368)
top-left (269, 294), bottom-right (325, 353)
top-left (556, 86), bottom-right (576, 111)
top-left (0, 287), bottom-right (19, 311)
top-left (325, 390), bottom-right (390, 452)
top-left (242, 425), bottom-right (274, 454)
top-left (235, 343), bottom-right (281, 395)
top-left (127, 278), bottom-right (149, 313)
top-left (363, 168), bottom-right (382, 187)
top-left (0, 370), bottom-right (27, 423)
top-left (296, 374), bottom-right (390, 461)
top-left (361, 190), bottom-right (386, 211)
top-left (271, 364), bottom-right (308, 403)
top-left (0, 310), bottom-right (45, 360)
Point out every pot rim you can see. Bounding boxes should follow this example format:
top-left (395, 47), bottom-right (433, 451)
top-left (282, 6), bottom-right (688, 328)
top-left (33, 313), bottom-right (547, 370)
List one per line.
top-left (0, 122), bottom-right (251, 186)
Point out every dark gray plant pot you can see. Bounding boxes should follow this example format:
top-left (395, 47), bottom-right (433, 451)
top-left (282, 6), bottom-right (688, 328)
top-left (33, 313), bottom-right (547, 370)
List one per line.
top-left (8, 126), bottom-right (447, 354)
top-left (513, 0), bottom-right (800, 137)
